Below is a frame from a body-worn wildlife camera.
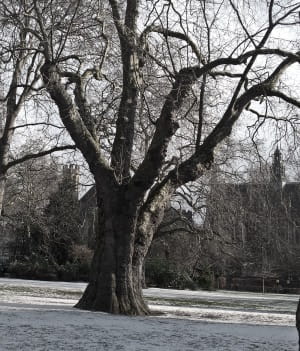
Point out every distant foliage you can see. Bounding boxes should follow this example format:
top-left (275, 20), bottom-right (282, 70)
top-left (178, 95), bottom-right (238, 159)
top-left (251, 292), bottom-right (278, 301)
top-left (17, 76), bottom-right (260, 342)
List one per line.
top-left (4, 159), bottom-right (91, 281)
top-left (145, 258), bottom-right (197, 290)
top-left (44, 173), bottom-right (81, 266)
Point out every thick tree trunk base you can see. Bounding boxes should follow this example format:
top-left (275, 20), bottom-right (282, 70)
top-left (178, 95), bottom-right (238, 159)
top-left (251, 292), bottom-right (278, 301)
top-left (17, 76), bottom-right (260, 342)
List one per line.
top-left (75, 185), bottom-right (156, 316)
top-left (75, 279), bottom-right (150, 316)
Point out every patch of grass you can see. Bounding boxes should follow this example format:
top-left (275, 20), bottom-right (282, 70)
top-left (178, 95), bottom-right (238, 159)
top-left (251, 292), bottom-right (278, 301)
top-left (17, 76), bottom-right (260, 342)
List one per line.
top-left (0, 285), bottom-right (82, 299)
top-left (145, 296), bottom-right (295, 314)
top-left (146, 296), bottom-right (245, 308)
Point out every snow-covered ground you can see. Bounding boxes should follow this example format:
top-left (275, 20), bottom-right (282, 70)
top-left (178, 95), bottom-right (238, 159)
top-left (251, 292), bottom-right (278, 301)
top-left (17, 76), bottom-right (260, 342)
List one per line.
top-left (0, 278), bottom-right (298, 350)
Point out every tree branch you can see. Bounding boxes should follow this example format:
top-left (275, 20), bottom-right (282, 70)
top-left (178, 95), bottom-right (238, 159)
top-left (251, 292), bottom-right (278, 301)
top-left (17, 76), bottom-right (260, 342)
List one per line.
top-left (129, 47), bottom-right (300, 199)
top-left (140, 26), bottom-right (205, 64)
top-left (266, 90), bottom-right (300, 108)
top-left (5, 145), bottom-right (77, 171)
top-left (41, 62), bottom-right (114, 186)
top-left (155, 50), bottom-right (300, 189)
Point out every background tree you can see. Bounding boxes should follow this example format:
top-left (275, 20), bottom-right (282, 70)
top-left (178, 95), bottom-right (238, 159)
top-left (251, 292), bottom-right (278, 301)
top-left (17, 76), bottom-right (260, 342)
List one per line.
top-left (3, 155), bottom-right (86, 280)
top-left (0, 1), bottom-right (76, 216)
top-left (2, 154), bottom-right (60, 271)
top-left (44, 165), bottom-right (81, 266)
top-left (146, 207), bottom-right (201, 289)
top-left (4, 0), bottom-right (300, 315)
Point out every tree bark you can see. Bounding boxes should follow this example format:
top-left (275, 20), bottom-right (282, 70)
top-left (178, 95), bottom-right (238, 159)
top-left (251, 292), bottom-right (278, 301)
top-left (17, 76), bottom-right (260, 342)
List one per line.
top-left (76, 232), bottom-right (150, 314)
top-left (76, 178), bottom-right (173, 315)
top-left (0, 173), bottom-right (6, 215)
top-left (76, 185), bottom-right (150, 315)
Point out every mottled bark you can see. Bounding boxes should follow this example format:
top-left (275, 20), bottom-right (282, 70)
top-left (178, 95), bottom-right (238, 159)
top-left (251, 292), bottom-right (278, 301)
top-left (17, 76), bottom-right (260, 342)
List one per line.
top-left (0, 173), bottom-right (6, 215)
top-left (76, 174), bottom-right (175, 315)
top-left (41, 62), bottom-right (114, 188)
top-left (0, 109), bottom-right (18, 216)
top-left (109, 0), bottom-right (141, 182)
top-left (76, 184), bottom-right (150, 315)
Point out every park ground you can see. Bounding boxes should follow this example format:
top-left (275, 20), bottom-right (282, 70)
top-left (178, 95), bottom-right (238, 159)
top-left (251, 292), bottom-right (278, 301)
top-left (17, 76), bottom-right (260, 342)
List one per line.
top-left (0, 278), bottom-right (298, 350)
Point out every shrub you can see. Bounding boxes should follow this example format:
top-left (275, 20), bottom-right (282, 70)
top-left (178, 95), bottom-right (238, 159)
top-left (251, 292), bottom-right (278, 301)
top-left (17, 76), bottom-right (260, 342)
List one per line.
top-left (71, 245), bottom-right (93, 265)
top-left (56, 245), bottom-right (92, 281)
top-left (7, 246), bottom-right (92, 282)
top-left (172, 271), bottom-right (198, 290)
top-left (146, 258), bottom-right (177, 288)
top-left (145, 258), bottom-right (198, 289)
top-left (195, 270), bottom-right (215, 290)
top-left (7, 260), bottom-right (33, 278)
top-left (7, 256), bottom-right (57, 280)
top-left (56, 262), bottom-right (79, 281)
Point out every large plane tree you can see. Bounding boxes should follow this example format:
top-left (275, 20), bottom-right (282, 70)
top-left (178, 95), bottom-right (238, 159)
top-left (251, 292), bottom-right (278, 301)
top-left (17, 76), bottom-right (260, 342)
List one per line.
top-left (4, 0), bottom-right (300, 315)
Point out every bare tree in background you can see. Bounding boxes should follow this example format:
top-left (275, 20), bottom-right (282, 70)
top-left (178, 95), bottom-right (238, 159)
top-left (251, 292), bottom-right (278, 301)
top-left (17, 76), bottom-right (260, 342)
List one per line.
top-left (3, 0), bottom-right (300, 315)
top-left (0, 3), bottom-right (76, 215)
top-left (4, 155), bottom-right (60, 258)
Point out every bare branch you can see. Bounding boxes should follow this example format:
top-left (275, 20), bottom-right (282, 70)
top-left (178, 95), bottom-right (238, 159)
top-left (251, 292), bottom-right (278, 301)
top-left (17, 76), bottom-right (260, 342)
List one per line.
top-left (140, 25), bottom-right (204, 64)
top-left (5, 145), bottom-right (77, 171)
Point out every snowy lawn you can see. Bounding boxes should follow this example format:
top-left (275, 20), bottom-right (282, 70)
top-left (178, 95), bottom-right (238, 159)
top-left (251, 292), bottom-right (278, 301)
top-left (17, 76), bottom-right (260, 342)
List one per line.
top-left (0, 278), bottom-right (298, 350)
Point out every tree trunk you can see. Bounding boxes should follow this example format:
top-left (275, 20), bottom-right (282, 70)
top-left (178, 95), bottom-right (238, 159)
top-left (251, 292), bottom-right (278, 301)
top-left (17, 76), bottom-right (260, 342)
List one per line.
top-left (75, 189), bottom-right (150, 315)
top-left (75, 227), bottom-right (150, 314)
top-left (76, 178), bottom-right (173, 315)
top-left (0, 173), bottom-right (6, 215)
